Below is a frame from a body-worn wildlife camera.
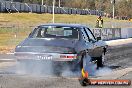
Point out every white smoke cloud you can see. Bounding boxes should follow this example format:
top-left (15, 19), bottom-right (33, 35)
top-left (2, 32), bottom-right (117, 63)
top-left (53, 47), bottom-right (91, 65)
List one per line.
top-left (15, 60), bottom-right (54, 76)
top-left (15, 54), bottom-right (112, 78)
top-left (95, 67), bottom-right (112, 76)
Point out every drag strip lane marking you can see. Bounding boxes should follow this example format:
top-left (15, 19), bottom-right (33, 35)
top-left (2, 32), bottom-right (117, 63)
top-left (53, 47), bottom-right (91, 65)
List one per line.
top-left (0, 62), bottom-right (16, 68)
top-left (6, 53), bottom-right (14, 55)
top-left (0, 59), bottom-right (16, 62)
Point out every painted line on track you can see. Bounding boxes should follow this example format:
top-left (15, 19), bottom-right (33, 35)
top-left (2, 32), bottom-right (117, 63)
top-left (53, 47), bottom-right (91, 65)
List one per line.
top-left (6, 53), bottom-right (14, 55)
top-left (0, 62), bottom-right (16, 68)
top-left (0, 59), bottom-right (16, 62)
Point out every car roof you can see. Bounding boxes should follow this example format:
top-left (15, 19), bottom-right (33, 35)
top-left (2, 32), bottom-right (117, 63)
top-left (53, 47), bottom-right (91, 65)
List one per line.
top-left (38, 23), bottom-right (88, 28)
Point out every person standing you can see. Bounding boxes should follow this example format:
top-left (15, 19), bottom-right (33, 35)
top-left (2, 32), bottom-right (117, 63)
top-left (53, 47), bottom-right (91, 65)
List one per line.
top-left (96, 16), bottom-right (103, 28)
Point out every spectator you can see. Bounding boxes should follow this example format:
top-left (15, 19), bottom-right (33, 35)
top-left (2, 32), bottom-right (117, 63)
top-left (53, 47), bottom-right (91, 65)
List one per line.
top-left (95, 16), bottom-right (103, 28)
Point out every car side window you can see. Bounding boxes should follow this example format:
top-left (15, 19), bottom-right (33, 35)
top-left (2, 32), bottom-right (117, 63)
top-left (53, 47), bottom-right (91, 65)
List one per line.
top-left (81, 28), bottom-right (89, 42)
top-left (84, 28), bottom-right (96, 42)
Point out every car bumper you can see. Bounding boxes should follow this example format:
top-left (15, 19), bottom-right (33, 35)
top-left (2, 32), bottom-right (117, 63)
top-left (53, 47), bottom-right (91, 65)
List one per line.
top-left (14, 52), bottom-right (77, 61)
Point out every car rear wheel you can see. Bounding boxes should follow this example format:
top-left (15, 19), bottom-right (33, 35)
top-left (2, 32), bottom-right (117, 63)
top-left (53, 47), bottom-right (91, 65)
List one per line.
top-left (96, 55), bottom-right (104, 69)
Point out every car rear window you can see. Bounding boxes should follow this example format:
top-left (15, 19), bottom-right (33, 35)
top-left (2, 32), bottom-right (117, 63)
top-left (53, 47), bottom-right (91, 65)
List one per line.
top-left (31, 26), bottom-right (79, 39)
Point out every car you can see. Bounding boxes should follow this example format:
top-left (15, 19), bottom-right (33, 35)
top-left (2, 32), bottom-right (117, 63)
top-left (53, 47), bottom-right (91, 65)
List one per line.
top-left (15, 23), bottom-right (107, 75)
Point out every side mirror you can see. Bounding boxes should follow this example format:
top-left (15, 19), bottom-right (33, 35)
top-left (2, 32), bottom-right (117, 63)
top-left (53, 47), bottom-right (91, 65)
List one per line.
top-left (96, 37), bottom-right (101, 41)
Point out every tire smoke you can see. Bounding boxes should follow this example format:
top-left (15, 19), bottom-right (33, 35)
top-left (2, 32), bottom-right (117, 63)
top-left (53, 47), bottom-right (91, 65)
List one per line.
top-left (95, 67), bottom-right (112, 76)
top-left (16, 60), bottom-right (54, 76)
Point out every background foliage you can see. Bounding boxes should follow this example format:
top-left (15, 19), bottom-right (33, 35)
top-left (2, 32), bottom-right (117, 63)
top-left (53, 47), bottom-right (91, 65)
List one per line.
top-left (15, 0), bottom-right (131, 18)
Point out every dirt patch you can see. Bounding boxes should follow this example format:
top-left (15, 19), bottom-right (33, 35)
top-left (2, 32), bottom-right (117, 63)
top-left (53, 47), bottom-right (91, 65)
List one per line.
top-left (0, 46), bottom-right (15, 54)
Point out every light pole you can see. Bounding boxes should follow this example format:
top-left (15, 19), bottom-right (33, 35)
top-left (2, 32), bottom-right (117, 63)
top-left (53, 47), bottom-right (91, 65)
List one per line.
top-left (42, 0), bottom-right (44, 5)
top-left (59, 0), bottom-right (60, 7)
top-left (53, 0), bottom-right (55, 23)
top-left (111, 0), bottom-right (115, 20)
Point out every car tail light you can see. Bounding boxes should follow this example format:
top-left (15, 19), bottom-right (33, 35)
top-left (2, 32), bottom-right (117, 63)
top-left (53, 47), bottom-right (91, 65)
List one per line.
top-left (60, 55), bottom-right (77, 59)
top-left (67, 56), bottom-right (76, 58)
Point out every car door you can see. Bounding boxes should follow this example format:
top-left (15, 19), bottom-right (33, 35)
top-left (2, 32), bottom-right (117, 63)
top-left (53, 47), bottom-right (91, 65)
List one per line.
top-left (80, 27), bottom-right (95, 57)
top-left (83, 27), bottom-right (104, 57)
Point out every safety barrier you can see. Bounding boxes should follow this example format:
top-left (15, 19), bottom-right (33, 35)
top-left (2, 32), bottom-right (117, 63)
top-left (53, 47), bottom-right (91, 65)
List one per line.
top-left (121, 28), bottom-right (132, 38)
top-left (0, 1), bottom-right (104, 16)
top-left (92, 28), bottom-right (121, 40)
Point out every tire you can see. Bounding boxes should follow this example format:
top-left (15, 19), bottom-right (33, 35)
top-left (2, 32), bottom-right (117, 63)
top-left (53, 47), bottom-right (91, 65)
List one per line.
top-left (96, 55), bottom-right (104, 69)
top-left (79, 54), bottom-right (84, 70)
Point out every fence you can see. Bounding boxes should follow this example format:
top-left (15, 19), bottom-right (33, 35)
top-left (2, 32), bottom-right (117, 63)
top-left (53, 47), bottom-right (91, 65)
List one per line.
top-left (104, 21), bottom-right (132, 28)
top-left (0, 1), bottom-right (104, 16)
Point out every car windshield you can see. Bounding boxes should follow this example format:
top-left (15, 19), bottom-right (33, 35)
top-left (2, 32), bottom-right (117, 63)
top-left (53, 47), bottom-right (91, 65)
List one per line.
top-left (30, 26), bottom-right (79, 39)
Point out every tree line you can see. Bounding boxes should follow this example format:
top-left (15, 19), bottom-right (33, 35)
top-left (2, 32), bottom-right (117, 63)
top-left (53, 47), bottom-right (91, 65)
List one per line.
top-left (13, 0), bottom-right (132, 18)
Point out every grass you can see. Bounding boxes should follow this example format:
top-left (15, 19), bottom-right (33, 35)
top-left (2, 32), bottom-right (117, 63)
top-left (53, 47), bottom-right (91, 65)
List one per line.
top-left (0, 13), bottom-right (130, 53)
top-left (0, 13), bottom-right (128, 27)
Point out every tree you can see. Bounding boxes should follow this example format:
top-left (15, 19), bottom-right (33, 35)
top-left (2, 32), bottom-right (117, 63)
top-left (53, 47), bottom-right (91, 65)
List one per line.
top-left (116, 0), bottom-right (132, 18)
top-left (86, 0), bottom-right (96, 9)
top-left (12, 0), bottom-right (132, 18)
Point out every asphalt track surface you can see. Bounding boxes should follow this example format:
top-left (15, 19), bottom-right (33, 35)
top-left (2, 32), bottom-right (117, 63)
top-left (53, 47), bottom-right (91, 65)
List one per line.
top-left (0, 43), bottom-right (132, 88)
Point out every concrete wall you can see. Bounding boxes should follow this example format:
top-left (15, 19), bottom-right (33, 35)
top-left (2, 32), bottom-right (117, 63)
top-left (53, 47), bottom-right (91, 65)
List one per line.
top-left (92, 28), bottom-right (132, 40)
top-left (121, 28), bottom-right (132, 38)
top-left (92, 28), bottom-right (121, 40)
